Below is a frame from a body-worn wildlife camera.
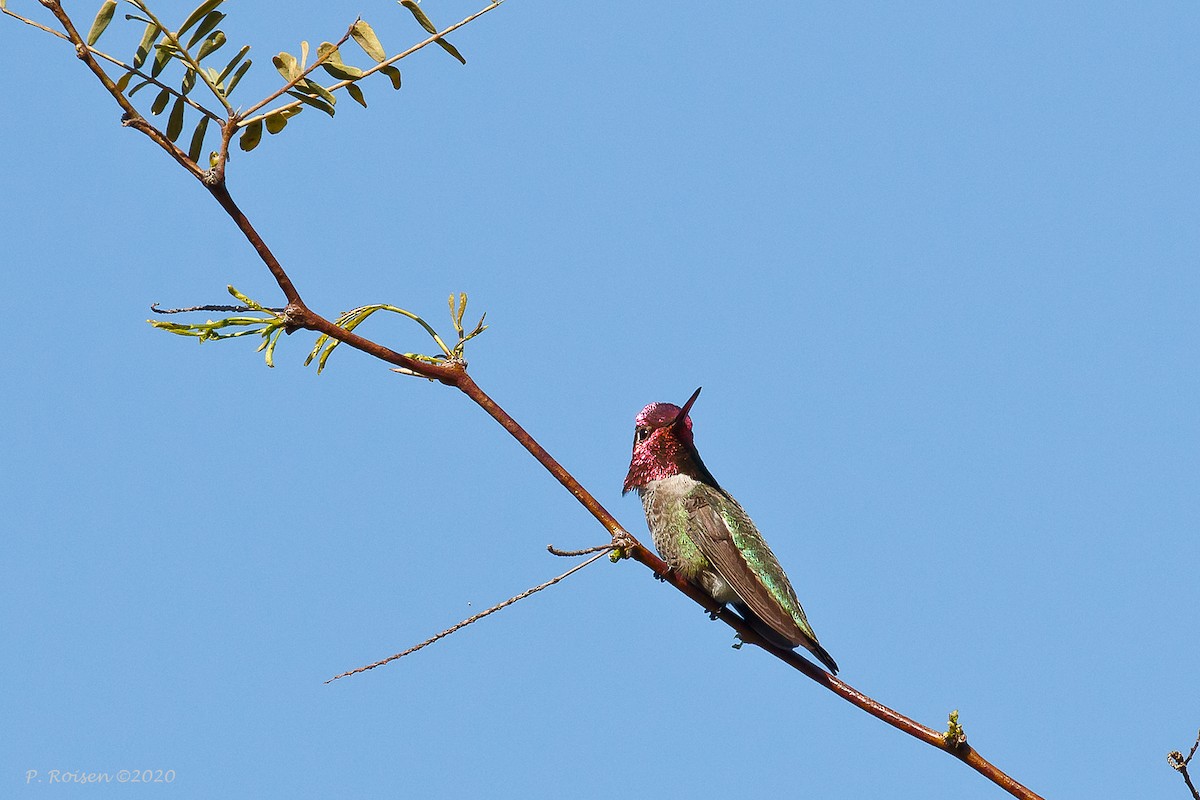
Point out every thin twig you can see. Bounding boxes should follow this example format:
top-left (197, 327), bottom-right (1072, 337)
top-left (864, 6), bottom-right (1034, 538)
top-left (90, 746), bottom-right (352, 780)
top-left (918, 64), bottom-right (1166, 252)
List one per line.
top-left (150, 302), bottom-right (284, 314)
top-left (326, 546), bottom-right (613, 683)
top-left (547, 544), bottom-right (613, 557)
top-left (3, 6), bottom-right (65, 37)
top-left (1169, 730), bottom-right (1200, 800)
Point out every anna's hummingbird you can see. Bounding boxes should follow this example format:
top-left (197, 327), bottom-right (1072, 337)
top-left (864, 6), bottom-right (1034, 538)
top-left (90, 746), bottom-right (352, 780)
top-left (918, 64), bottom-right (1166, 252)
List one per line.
top-left (623, 387), bottom-right (839, 674)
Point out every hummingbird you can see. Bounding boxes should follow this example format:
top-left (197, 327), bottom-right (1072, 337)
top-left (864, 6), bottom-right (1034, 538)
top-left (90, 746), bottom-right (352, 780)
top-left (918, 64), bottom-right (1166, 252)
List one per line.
top-left (623, 387), bottom-right (839, 674)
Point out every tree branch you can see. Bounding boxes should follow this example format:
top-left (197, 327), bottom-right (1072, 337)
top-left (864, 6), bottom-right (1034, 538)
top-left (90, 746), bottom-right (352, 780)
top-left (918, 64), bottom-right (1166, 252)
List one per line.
top-left (1169, 731), bottom-right (1200, 800)
top-left (22, 3), bottom-right (1043, 798)
top-left (8, 0), bottom-right (226, 126)
top-left (38, 0), bottom-right (207, 181)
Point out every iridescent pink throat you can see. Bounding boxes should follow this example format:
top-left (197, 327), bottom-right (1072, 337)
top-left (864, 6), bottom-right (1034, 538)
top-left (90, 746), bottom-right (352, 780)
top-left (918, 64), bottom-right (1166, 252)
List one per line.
top-left (623, 403), bottom-right (698, 493)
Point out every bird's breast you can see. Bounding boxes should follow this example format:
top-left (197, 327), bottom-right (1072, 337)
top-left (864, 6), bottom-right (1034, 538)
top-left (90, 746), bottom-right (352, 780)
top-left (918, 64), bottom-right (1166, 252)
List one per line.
top-left (638, 474), bottom-right (720, 589)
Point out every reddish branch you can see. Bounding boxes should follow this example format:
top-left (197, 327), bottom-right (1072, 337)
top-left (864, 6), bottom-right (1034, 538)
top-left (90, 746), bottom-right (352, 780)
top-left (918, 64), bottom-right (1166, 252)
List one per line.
top-left (30, 2), bottom-right (1043, 798)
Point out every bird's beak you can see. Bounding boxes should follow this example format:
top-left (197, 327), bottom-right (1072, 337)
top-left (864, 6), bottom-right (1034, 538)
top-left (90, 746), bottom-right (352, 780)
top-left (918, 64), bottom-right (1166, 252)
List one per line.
top-left (674, 386), bottom-right (702, 427)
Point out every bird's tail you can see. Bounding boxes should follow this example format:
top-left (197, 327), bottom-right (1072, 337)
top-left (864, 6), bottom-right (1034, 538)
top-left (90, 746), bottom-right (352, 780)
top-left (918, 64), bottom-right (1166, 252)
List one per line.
top-left (734, 602), bottom-right (839, 674)
top-left (807, 641), bottom-right (839, 675)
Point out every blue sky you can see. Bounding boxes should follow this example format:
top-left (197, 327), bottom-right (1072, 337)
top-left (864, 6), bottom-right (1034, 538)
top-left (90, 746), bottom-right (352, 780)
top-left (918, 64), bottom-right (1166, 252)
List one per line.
top-left (2, 1), bottom-right (1197, 797)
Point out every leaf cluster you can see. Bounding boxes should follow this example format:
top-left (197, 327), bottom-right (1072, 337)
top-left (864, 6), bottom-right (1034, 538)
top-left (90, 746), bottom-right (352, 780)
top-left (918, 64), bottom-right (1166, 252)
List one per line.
top-left (306, 292), bottom-right (486, 375)
top-left (148, 286), bottom-right (290, 366)
top-left (148, 287), bottom-right (486, 373)
top-left (69, 0), bottom-right (485, 163)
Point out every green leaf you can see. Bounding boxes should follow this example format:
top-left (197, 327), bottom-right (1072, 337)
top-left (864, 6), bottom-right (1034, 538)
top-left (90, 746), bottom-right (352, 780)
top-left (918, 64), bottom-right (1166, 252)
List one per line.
top-left (397, 2), bottom-right (466, 65)
top-left (298, 78), bottom-right (336, 106)
top-left (274, 106), bottom-right (304, 128)
top-left (239, 119), bottom-right (263, 152)
top-left (265, 111), bottom-right (288, 134)
top-left (86, 0), bottom-right (117, 46)
top-left (214, 44), bottom-right (250, 86)
top-left (150, 87), bottom-right (171, 115)
top-left (272, 52), bottom-right (300, 81)
top-left (196, 30), bottom-right (226, 61)
top-left (262, 327), bottom-right (283, 368)
top-left (322, 62), bottom-right (364, 81)
top-left (133, 21), bottom-right (160, 68)
top-left (225, 58), bottom-right (252, 95)
top-left (151, 43), bottom-right (173, 78)
top-left (381, 65), bottom-right (402, 90)
top-left (181, 66), bottom-right (196, 94)
top-left (316, 42), bottom-right (339, 63)
top-left (434, 38), bottom-right (466, 65)
top-left (286, 90), bottom-right (334, 117)
top-left (114, 71), bottom-right (134, 93)
top-left (351, 20), bottom-right (386, 62)
top-left (178, 0), bottom-right (224, 37)
top-left (317, 42), bottom-right (362, 79)
top-left (346, 82), bottom-right (367, 107)
top-left (166, 96), bottom-right (186, 141)
top-left (187, 115), bottom-right (210, 163)
top-left (399, 0), bottom-right (437, 34)
top-left (187, 10), bottom-right (225, 48)
top-left (226, 285), bottom-right (261, 309)
top-left (128, 79), bottom-right (154, 96)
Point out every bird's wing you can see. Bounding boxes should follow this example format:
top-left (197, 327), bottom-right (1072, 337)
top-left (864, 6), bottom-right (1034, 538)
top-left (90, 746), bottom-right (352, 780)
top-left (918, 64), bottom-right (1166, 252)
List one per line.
top-left (683, 484), bottom-right (817, 649)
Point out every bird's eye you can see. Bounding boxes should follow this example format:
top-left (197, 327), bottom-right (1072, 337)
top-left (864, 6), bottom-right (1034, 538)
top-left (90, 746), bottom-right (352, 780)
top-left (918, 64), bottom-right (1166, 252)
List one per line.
top-left (634, 427), bottom-right (651, 445)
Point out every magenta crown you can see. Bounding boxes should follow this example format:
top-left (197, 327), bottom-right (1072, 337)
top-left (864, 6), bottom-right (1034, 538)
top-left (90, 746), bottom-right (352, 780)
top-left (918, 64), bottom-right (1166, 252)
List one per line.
top-left (635, 402), bottom-right (693, 431)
